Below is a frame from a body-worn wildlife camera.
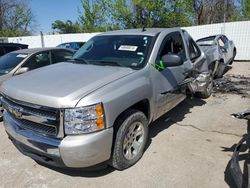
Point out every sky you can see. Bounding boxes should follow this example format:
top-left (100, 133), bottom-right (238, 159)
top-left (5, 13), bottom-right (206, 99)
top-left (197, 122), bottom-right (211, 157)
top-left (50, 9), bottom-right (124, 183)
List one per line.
top-left (30, 0), bottom-right (82, 34)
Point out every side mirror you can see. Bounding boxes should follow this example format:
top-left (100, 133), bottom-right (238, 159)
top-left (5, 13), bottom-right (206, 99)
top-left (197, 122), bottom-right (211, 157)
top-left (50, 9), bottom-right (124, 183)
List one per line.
top-left (14, 67), bottom-right (29, 75)
top-left (161, 54), bottom-right (183, 67)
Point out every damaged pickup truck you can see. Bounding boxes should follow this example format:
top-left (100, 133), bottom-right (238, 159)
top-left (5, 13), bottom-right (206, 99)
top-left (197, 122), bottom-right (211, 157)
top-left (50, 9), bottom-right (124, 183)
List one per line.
top-left (1, 28), bottom-right (213, 170)
top-left (197, 35), bottom-right (236, 78)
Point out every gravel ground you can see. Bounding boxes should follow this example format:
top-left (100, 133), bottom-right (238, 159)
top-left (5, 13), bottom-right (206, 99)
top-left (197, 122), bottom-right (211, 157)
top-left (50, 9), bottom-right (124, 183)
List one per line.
top-left (0, 61), bottom-right (250, 188)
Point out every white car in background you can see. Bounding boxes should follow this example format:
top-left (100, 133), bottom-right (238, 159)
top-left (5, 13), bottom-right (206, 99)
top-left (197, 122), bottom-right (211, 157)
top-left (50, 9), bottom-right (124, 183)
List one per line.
top-left (197, 35), bottom-right (237, 77)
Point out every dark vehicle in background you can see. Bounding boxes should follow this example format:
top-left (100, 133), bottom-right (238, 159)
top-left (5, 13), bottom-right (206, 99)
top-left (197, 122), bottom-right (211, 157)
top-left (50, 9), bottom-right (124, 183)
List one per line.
top-left (57, 42), bottom-right (85, 51)
top-left (0, 43), bottom-right (28, 57)
top-left (197, 35), bottom-right (236, 77)
top-left (0, 47), bottom-right (74, 117)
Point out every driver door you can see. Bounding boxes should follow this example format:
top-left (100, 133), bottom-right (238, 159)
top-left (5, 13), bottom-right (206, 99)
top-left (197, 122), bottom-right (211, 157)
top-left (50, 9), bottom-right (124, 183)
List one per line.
top-left (152, 31), bottom-right (193, 119)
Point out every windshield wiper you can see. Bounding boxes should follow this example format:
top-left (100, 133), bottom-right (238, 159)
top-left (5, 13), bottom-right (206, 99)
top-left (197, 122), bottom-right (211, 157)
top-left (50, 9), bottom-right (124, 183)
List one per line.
top-left (69, 58), bottom-right (89, 64)
top-left (91, 60), bottom-right (124, 67)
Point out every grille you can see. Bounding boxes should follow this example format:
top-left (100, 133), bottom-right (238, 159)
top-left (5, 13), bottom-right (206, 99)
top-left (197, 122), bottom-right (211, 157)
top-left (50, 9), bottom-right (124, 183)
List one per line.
top-left (2, 96), bottom-right (61, 137)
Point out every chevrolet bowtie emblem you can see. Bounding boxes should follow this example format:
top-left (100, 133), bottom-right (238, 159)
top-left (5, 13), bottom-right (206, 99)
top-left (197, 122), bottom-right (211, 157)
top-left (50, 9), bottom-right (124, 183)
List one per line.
top-left (10, 107), bottom-right (23, 119)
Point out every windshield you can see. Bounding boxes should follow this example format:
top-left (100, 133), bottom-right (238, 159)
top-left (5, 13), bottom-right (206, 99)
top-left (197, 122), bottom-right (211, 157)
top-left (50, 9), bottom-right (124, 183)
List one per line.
top-left (197, 36), bottom-right (216, 46)
top-left (73, 35), bottom-right (153, 68)
top-left (0, 53), bottom-right (28, 75)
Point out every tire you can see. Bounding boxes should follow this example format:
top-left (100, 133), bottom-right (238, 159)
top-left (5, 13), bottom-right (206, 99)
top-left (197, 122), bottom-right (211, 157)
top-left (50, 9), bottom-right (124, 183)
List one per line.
top-left (229, 48), bottom-right (237, 65)
top-left (111, 109), bottom-right (148, 170)
top-left (196, 75), bottom-right (213, 99)
top-left (215, 62), bottom-right (226, 78)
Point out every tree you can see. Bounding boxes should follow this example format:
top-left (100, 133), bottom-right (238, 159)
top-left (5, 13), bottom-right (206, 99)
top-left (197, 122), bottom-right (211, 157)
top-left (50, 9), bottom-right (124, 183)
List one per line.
top-left (111, 0), bottom-right (193, 29)
top-left (52, 20), bottom-right (81, 34)
top-left (0, 0), bottom-right (35, 37)
top-left (243, 0), bottom-right (250, 20)
top-left (192, 0), bottom-right (239, 25)
top-left (78, 0), bottom-right (115, 32)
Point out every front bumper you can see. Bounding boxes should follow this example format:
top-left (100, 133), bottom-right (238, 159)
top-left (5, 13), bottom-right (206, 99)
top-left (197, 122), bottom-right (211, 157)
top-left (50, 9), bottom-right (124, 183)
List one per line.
top-left (3, 112), bottom-right (113, 168)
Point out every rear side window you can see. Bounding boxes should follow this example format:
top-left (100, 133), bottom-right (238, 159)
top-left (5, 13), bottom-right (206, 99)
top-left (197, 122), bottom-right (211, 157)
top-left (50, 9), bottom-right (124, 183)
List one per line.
top-left (4, 46), bottom-right (20, 53)
top-left (221, 36), bottom-right (228, 44)
top-left (189, 39), bottom-right (201, 61)
top-left (52, 50), bottom-right (73, 64)
top-left (158, 32), bottom-right (186, 62)
top-left (183, 31), bottom-right (201, 62)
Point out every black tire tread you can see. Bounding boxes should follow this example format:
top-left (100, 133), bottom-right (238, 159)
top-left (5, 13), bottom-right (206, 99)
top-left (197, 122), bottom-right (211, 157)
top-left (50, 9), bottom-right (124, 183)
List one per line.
top-left (111, 109), bottom-right (148, 170)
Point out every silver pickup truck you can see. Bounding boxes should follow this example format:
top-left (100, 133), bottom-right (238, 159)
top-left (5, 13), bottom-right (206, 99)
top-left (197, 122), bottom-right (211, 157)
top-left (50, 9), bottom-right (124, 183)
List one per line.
top-left (1, 28), bottom-right (213, 170)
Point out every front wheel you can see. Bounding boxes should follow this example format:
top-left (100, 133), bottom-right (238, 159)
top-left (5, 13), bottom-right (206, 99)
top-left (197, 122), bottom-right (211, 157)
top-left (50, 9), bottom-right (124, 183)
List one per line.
top-left (111, 110), bottom-right (148, 170)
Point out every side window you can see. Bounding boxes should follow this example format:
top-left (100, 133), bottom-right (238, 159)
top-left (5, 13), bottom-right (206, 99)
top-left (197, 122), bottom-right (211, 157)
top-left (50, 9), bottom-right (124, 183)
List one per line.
top-left (218, 38), bottom-right (225, 47)
top-left (4, 46), bottom-right (20, 53)
top-left (0, 46), bottom-right (5, 56)
top-left (221, 36), bottom-right (228, 44)
top-left (189, 39), bottom-right (201, 61)
top-left (159, 32), bottom-right (186, 62)
top-left (182, 30), bottom-right (201, 62)
top-left (52, 50), bottom-right (73, 64)
top-left (23, 51), bottom-right (51, 70)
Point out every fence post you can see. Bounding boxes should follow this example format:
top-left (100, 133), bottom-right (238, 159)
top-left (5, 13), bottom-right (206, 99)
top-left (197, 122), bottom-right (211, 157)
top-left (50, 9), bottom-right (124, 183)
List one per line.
top-left (40, 31), bottom-right (45, 47)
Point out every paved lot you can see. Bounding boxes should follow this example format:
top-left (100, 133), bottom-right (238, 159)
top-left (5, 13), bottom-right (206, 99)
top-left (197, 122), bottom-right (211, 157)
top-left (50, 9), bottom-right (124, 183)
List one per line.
top-left (0, 62), bottom-right (250, 188)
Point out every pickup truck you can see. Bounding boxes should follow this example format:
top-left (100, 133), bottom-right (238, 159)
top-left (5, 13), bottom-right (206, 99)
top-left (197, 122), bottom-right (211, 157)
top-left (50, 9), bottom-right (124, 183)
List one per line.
top-left (1, 28), bottom-right (213, 170)
top-left (196, 35), bottom-right (236, 78)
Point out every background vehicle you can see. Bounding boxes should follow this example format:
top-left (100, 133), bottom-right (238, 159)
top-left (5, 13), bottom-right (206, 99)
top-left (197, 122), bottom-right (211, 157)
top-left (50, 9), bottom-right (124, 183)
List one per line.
top-left (57, 42), bottom-right (85, 51)
top-left (1, 28), bottom-right (213, 171)
top-left (0, 43), bottom-right (28, 57)
top-left (0, 47), bottom-right (74, 117)
top-left (197, 35), bottom-right (236, 77)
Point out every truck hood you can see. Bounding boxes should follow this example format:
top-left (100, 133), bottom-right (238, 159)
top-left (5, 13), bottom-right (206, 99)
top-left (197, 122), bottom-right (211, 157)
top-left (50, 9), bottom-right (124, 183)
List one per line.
top-left (0, 62), bottom-right (136, 108)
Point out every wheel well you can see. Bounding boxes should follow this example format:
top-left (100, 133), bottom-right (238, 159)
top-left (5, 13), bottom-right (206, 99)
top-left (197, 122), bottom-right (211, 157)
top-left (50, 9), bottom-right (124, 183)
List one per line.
top-left (130, 99), bottom-right (150, 120)
top-left (113, 99), bottom-right (150, 128)
top-left (111, 99), bottom-right (150, 152)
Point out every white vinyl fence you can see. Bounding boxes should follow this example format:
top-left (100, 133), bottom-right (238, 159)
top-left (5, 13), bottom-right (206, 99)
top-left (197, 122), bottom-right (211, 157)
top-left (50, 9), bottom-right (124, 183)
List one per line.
top-left (8, 33), bottom-right (99, 49)
top-left (7, 21), bottom-right (250, 60)
top-left (183, 21), bottom-right (250, 61)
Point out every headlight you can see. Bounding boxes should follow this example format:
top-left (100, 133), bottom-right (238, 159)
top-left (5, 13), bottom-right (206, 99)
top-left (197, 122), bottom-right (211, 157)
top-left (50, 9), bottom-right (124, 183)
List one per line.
top-left (64, 103), bottom-right (105, 135)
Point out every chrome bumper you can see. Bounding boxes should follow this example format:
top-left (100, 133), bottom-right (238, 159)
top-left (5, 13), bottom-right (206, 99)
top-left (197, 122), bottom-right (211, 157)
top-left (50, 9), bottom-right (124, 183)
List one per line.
top-left (4, 112), bottom-right (113, 168)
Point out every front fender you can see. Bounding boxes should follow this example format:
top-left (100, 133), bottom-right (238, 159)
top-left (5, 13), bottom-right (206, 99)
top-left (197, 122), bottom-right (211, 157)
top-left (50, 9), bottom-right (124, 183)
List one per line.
top-left (76, 68), bottom-right (154, 128)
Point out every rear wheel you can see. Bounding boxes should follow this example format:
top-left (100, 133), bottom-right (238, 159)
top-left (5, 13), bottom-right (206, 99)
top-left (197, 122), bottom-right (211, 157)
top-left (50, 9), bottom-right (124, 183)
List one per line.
top-left (229, 48), bottom-right (237, 65)
top-left (111, 110), bottom-right (148, 170)
top-left (215, 61), bottom-right (226, 78)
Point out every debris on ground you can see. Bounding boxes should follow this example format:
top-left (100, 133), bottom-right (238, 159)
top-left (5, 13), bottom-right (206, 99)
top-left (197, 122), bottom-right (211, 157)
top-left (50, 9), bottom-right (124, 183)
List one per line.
top-left (213, 74), bottom-right (250, 98)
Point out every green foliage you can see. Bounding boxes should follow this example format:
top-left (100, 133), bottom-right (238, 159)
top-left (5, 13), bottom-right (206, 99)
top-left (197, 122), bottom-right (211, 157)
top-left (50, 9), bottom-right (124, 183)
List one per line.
top-left (78, 0), bottom-right (117, 32)
top-left (52, 20), bottom-right (81, 34)
top-left (0, 0), bottom-right (35, 37)
top-left (51, 0), bottom-right (250, 34)
top-left (0, 29), bottom-right (22, 37)
top-left (243, 0), bottom-right (250, 20)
